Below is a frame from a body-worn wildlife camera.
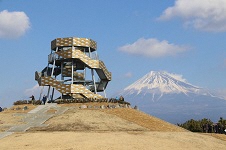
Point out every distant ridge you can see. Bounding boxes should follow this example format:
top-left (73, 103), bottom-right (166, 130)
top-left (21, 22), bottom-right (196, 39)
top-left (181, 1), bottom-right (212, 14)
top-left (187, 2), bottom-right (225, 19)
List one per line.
top-left (118, 71), bottom-right (226, 123)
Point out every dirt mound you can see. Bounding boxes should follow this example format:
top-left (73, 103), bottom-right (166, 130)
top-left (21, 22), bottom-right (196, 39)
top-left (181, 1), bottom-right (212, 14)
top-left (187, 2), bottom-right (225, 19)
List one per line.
top-left (29, 108), bottom-right (148, 132)
top-left (28, 106), bottom-right (187, 132)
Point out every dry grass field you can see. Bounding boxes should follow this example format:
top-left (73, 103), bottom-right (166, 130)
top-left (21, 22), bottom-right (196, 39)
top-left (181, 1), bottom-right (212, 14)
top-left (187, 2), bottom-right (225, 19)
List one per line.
top-left (0, 104), bottom-right (37, 132)
top-left (102, 108), bottom-right (187, 132)
top-left (1, 103), bottom-right (226, 150)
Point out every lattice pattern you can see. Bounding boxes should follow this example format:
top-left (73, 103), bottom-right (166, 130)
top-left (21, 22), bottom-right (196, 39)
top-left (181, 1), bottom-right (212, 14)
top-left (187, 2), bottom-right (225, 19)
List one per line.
top-left (62, 69), bottom-right (84, 80)
top-left (56, 49), bottom-right (111, 80)
top-left (99, 61), bottom-right (112, 80)
top-left (51, 37), bottom-right (97, 50)
top-left (39, 76), bottom-right (103, 98)
top-left (36, 37), bottom-right (111, 100)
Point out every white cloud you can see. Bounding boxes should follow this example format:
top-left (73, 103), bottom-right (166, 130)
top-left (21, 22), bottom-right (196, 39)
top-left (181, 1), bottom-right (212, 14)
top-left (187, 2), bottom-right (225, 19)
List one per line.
top-left (24, 84), bottom-right (61, 100)
top-left (158, 0), bottom-right (226, 32)
top-left (215, 89), bottom-right (226, 100)
top-left (24, 84), bottom-right (43, 98)
top-left (124, 72), bottom-right (133, 78)
top-left (118, 38), bottom-right (189, 58)
top-left (0, 10), bottom-right (30, 39)
top-left (164, 71), bottom-right (187, 83)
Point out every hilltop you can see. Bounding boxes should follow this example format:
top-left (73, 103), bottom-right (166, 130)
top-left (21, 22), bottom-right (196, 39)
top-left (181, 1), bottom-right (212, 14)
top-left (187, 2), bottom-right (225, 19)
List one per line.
top-left (0, 103), bottom-right (226, 150)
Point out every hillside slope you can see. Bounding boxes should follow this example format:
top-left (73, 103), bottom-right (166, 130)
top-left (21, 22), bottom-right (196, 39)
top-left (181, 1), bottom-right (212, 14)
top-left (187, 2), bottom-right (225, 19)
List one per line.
top-left (29, 108), bottom-right (147, 132)
top-left (102, 108), bottom-right (187, 132)
top-left (1, 105), bottom-right (226, 150)
top-left (28, 106), bottom-right (186, 132)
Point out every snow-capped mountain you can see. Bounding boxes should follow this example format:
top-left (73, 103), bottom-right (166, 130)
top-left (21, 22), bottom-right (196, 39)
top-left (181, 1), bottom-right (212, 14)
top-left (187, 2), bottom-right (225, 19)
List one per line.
top-left (124, 71), bottom-right (200, 94)
top-left (118, 71), bottom-right (226, 124)
top-left (120, 71), bottom-right (216, 101)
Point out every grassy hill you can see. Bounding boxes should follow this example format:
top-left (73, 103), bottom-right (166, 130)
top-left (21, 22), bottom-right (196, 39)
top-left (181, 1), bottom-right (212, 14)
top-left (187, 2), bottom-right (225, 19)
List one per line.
top-left (26, 104), bottom-right (186, 132)
top-left (102, 108), bottom-right (187, 132)
top-left (1, 103), bottom-right (226, 150)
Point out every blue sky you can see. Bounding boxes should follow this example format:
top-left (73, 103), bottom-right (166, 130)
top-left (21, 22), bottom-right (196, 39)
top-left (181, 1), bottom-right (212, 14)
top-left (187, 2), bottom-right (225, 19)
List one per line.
top-left (0, 0), bottom-right (226, 107)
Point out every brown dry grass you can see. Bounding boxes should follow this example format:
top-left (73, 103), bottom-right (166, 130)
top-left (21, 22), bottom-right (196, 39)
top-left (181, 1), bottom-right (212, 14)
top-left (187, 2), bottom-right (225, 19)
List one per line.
top-left (202, 133), bottom-right (226, 141)
top-left (58, 102), bottom-right (116, 108)
top-left (3, 104), bottom-right (37, 113)
top-left (1, 104), bottom-right (226, 150)
top-left (0, 113), bottom-right (23, 132)
top-left (0, 104), bottom-right (58, 133)
top-left (102, 108), bottom-right (187, 132)
top-left (2, 131), bottom-right (226, 150)
top-left (29, 108), bottom-right (148, 132)
top-left (28, 107), bottom-right (187, 132)
top-left (0, 104), bottom-right (37, 132)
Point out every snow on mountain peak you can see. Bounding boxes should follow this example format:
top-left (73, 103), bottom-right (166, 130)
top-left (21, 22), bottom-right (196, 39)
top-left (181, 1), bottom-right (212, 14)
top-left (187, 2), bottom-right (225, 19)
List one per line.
top-left (123, 71), bottom-right (202, 95)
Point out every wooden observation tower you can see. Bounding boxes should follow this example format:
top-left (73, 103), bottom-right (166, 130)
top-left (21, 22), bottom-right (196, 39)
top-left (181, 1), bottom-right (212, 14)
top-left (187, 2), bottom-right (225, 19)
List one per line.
top-left (35, 37), bottom-right (111, 102)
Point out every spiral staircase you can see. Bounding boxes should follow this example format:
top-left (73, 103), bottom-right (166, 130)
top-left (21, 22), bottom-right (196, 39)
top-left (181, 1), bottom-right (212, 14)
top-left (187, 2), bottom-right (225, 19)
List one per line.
top-left (35, 37), bottom-right (111, 100)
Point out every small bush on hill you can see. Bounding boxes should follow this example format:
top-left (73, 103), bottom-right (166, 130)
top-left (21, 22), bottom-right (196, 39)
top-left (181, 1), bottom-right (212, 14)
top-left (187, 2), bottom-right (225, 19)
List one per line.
top-left (13, 100), bottom-right (41, 105)
top-left (13, 100), bottom-right (29, 105)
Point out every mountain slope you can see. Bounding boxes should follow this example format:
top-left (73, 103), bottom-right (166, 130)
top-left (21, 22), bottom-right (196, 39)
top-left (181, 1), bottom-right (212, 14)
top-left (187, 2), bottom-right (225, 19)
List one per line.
top-left (118, 71), bottom-right (226, 123)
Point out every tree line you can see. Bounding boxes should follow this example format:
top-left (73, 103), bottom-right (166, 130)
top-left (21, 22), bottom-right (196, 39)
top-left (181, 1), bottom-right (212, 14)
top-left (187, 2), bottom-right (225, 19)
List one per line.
top-left (177, 117), bottom-right (226, 133)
